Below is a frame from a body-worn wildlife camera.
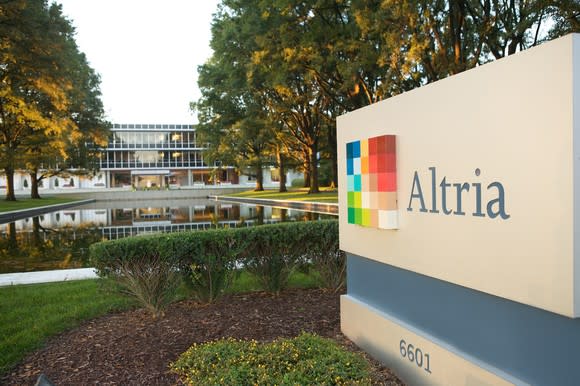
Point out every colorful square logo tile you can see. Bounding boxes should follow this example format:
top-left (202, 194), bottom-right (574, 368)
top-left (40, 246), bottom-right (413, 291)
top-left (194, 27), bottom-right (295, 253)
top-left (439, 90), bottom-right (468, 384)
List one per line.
top-left (346, 134), bottom-right (397, 229)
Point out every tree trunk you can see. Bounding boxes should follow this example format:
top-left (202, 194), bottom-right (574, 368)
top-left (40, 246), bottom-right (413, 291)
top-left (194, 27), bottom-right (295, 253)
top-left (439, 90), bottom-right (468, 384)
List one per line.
top-left (30, 172), bottom-right (41, 199)
top-left (308, 143), bottom-right (320, 194)
top-left (254, 162), bottom-right (264, 191)
top-left (327, 125), bottom-right (338, 189)
top-left (7, 222), bottom-right (17, 251)
top-left (277, 148), bottom-right (287, 193)
top-left (5, 167), bottom-right (16, 201)
top-left (32, 216), bottom-right (42, 247)
top-left (303, 151), bottom-right (311, 188)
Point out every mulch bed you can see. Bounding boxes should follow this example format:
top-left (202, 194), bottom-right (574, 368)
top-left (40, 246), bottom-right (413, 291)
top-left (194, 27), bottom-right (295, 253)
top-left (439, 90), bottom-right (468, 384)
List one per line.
top-left (2, 288), bottom-right (405, 385)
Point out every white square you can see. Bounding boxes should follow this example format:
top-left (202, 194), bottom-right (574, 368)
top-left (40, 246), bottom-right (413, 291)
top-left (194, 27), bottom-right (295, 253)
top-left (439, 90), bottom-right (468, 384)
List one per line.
top-left (378, 210), bottom-right (398, 230)
top-left (362, 192), bottom-right (370, 208)
top-left (353, 158), bottom-right (361, 174)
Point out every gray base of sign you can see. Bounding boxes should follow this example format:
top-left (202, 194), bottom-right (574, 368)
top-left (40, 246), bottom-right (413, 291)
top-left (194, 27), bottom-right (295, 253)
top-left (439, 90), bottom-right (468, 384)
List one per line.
top-left (341, 254), bottom-right (580, 386)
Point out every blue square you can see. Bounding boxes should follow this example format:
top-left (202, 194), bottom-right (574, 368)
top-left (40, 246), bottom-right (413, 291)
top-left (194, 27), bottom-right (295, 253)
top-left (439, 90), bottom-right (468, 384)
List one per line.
top-left (354, 174), bottom-right (361, 191)
top-left (347, 175), bottom-right (354, 191)
top-left (347, 158), bottom-right (354, 175)
top-left (352, 141), bottom-right (360, 158)
top-left (346, 142), bottom-right (353, 159)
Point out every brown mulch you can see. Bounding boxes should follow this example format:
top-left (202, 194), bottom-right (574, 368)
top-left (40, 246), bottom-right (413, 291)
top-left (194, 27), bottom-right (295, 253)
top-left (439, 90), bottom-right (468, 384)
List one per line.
top-left (2, 288), bottom-right (404, 385)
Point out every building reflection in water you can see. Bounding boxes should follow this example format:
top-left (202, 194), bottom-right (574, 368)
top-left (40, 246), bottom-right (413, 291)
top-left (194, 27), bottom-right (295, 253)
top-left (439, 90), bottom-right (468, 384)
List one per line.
top-left (0, 199), bottom-right (334, 273)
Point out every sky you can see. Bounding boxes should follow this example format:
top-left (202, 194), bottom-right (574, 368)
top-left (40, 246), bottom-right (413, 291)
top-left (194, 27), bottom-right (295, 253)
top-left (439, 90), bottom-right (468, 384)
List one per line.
top-left (55, 0), bottom-right (219, 124)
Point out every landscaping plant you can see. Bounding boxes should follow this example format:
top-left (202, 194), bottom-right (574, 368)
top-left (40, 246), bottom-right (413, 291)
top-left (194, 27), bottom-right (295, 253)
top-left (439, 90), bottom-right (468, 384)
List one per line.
top-left (90, 220), bottom-right (343, 310)
top-left (170, 332), bottom-right (371, 385)
top-left (241, 223), bottom-right (307, 295)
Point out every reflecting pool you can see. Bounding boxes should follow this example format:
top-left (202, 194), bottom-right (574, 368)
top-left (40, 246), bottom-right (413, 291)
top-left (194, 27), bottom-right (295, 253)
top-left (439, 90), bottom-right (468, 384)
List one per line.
top-left (0, 198), bottom-right (335, 273)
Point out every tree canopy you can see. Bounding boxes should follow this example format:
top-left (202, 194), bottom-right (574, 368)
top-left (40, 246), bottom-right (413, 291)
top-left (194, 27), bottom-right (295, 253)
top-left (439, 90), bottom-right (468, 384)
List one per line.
top-left (196, 0), bottom-right (578, 193)
top-left (0, 0), bottom-right (109, 200)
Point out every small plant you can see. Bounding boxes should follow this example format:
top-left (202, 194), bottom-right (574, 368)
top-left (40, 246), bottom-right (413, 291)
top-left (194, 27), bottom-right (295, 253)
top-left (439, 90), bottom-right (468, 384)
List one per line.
top-left (170, 333), bottom-right (371, 385)
top-left (110, 253), bottom-right (180, 318)
top-left (90, 237), bottom-right (181, 317)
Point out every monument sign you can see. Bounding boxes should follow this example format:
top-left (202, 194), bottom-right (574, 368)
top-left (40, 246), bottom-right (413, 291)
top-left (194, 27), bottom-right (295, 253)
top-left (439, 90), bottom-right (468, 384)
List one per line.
top-left (339, 34), bottom-right (580, 385)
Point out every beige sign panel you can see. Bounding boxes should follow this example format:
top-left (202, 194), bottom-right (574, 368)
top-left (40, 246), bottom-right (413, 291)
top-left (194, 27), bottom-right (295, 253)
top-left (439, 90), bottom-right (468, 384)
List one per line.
top-left (338, 34), bottom-right (580, 318)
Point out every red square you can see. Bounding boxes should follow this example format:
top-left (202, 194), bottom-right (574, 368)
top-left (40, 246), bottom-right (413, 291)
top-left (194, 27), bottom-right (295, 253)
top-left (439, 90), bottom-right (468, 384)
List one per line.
top-left (377, 154), bottom-right (387, 173)
top-left (368, 137), bottom-right (378, 155)
top-left (376, 135), bottom-right (387, 154)
top-left (378, 172), bottom-right (397, 192)
top-left (385, 153), bottom-right (396, 172)
top-left (385, 135), bottom-right (396, 153)
top-left (369, 154), bottom-right (377, 173)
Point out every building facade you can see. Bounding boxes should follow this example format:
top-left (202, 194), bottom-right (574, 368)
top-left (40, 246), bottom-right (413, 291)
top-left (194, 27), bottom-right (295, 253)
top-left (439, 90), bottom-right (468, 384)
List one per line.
top-left (100, 123), bottom-right (238, 189)
top-left (0, 123), bottom-right (300, 191)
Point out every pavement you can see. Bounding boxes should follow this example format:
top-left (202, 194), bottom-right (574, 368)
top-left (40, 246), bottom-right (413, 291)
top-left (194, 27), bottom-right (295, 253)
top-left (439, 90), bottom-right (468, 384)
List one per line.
top-left (0, 268), bottom-right (98, 287)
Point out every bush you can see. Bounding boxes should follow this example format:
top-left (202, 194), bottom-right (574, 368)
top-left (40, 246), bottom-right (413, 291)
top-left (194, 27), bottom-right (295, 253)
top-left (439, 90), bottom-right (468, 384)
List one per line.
top-left (170, 333), bottom-right (371, 385)
top-left (166, 229), bottom-right (245, 303)
top-left (241, 222), bottom-right (309, 295)
top-left (301, 221), bottom-right (345, 292)
top-left (90, 235), bottom-right (181, 317)
top-left (90, 220), bottom-right (342, 305)
top-left (290, 177), bottom-right (305, 187)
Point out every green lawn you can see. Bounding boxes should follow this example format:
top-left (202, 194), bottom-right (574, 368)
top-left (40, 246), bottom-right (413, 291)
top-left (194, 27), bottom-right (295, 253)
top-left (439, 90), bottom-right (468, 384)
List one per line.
top-left (0, 196), bottom-right (86, 213)
top-left (0, 280), bottom-right (135, 377)
top-left (225, 187), bottom-right (338, 203)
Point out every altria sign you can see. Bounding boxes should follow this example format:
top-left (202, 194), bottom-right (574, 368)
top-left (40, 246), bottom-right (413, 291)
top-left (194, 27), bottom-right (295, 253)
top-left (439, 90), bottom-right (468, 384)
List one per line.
top-left (408, 167), bottom-right (509, 220)
top-left (339, 34), bottom-right (580, 386)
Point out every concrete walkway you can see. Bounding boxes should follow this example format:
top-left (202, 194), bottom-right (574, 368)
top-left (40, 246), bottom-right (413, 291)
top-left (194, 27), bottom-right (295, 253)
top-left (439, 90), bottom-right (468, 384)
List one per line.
top-left (0, 268), bottom-right (98, 287)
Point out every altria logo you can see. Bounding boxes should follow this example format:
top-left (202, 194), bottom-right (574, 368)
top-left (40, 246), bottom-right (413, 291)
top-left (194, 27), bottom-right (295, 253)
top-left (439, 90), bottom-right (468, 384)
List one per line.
top-left (407, 167), bottom-right (510, 220)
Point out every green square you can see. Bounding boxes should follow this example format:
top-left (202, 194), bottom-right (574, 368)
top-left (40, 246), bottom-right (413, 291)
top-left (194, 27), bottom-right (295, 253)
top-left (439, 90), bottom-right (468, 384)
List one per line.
top-left (348, 207), bottom-right (355, 223)
top-left (347, 191), bottom-right (355, 207)
top-left (354, 208), bottom-right (362, 224)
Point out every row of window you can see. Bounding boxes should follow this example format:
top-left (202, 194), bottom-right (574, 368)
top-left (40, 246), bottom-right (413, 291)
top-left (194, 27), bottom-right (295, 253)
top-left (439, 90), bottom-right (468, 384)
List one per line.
top-left (100, 161), bottom-right (208, 169)
top-left (112, 124), bottom-right (194, 130)
top-left (100, 150), bottom-right (209, 169)
top-left (109, 131), bottom-right (200, 148)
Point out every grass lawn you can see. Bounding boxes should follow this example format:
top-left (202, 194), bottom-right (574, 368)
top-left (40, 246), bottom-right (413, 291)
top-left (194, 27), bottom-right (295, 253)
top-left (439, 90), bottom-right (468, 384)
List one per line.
top-left (0, 280), bottom-right (135, 377)
top-left (0, 196), bottom-right (87, 213)
top-left (225, 187), bottom-right (338, 203)
top-left (0, 270), bottom-right (320, 378)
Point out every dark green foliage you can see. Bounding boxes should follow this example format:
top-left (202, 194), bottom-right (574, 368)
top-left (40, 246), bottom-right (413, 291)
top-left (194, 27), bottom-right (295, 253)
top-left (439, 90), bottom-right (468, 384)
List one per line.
top-left (89, 221), bottom-right (343, 307)
top-left (242, 222), bottom-right (308, 295)
top-left (300, 220), bottom-right (345, 292)
top-left (170, 332), bottom-right (371, 385)
top-left (167, 229), bottom-right (245, 303)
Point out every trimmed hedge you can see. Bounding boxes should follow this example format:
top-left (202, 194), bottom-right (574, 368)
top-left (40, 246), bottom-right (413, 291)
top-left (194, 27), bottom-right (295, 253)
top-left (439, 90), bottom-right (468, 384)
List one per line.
top-left (89, 220), bottom-right (342, 307)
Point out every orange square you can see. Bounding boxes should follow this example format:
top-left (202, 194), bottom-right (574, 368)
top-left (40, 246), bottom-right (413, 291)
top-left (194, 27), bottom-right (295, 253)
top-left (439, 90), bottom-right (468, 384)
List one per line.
top-left (361, 156), bottom-right (369, 174)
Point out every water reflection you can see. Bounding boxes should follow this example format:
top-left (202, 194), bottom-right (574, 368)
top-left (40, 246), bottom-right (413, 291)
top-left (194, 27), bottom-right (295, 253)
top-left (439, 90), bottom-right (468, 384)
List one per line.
top-left (0, 199), bottom-right (334, 273)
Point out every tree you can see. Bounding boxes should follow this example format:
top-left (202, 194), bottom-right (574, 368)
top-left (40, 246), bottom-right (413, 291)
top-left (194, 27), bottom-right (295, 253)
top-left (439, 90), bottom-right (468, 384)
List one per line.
top-left (194, 0), bottom-right (276, 191)
top-left (0, 0), bottom-right (108, 200)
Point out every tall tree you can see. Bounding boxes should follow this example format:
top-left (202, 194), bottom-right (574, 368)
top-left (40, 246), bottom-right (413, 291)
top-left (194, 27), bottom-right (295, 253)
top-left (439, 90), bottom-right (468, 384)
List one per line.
top-left (195, 0), bottom-right (276, 191)
top-left (0, 0), bottom-right (108, 200)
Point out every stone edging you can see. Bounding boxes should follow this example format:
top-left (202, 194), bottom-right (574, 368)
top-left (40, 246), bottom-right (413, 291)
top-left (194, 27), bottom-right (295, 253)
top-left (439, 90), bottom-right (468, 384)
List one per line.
top-left (0, 199), bottom-right (96, 224)
top-left (209, 195), bottom-right (338, 215)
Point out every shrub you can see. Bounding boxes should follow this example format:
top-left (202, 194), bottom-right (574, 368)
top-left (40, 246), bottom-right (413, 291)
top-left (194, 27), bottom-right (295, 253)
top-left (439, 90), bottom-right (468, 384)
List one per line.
top-left (170, 332), bottom-right (371, 385)
top-left (301, 221), bottom-right (345, 292)
top-left (90, 220), bottom-right (343, 304)
top-left (290, 177), bottom-right (305, 187)
top-left (241, 222), bottom-right (309, 295)
top-left (90, 236), bottom-right (181, 317)
top-left (112, 253), bottom-right (180, 318)
top-left (166, 229), bottom-right (245, 303)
